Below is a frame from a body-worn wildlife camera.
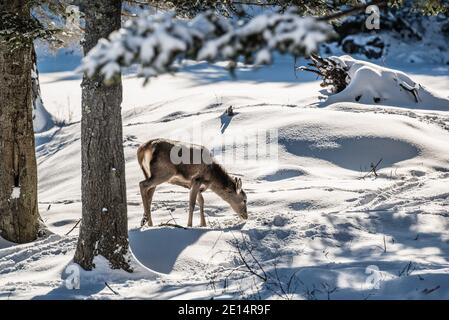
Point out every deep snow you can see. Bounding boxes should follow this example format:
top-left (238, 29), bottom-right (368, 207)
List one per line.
top-left (1, 49), bottom-right (449, 299)
top-left (322, 55), bottom-right (449, 110)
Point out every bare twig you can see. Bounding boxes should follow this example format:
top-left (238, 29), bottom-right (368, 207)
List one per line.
top-left (123, 0), bottom-right (151, 6)
top-left (239, 235), bottom-right (268, 281)
top-left (167, 210), bottom-right (179, 225)
top-left (219, 232), bottom-right (305, 299)
top-left (159, 222), bottom-right (188, 229)
top-left (104, 282), bottom-right (119, 295)
top-left (359, 158), bottom-right (383, 179)
top-left (399, 83), bottom-right (420, 103)
top-left (65, 219), bottom-right (82, 236)
top-left (321, 282), bottom-right (337, 300)
top-left (297, 66), bottom-right (323, 76)
top-left (273, 262), bottom-right (287, 297)
top-left (398, 261), bottom-right (414, 277)
top-left (422, 285), bottom-right (440, 295)
top-left (235, 240), bottom-right (267, 282)
top-left (286, 270), bottom-right (301, 295)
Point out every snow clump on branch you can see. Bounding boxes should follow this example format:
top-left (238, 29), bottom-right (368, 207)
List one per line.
top-left (81, 9), bottom-right (334, 81)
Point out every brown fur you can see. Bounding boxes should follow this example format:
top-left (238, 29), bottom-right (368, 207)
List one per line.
top-left (137, 138), bottom-right (247, 227)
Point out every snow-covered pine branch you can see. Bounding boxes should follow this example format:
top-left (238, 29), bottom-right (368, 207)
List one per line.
top-left (81, 9), bottom-right (334, 81)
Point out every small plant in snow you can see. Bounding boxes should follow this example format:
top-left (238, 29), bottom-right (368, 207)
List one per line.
top-left (225, 105), bottom-right (234, 116)
top-left (215, 233), bottom-right (303, 299)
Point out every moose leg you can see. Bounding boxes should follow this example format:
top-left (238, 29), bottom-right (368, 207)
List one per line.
top-left (143, 187), bottom-right (156, 227)
top-left (139, 174), bottom-right (170, 227)
top-left (197, 192), bottom-right (206, 227)
top-left (139, 181), bottom-right (153, 227)
top-left (188, 180), bottom-right (201, 227)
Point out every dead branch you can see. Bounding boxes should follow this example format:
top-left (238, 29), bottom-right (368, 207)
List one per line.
top-left (104, 282), bottom-right (120, 295)
top-left (422, 285), bottom-right (440, 295)
top-left (297, 66), bottom-right (323, 76)
top-left (398, 261), bottom-right (414, 277)
top-left (226, 233), bottom-right (302, 299)
top-left (235, 239), bottom-right (267, 282)
top-left (359, 158), bottom-right (383, 179)
top-left (298, 53), bottom-right (349, 94)
top-left (273, 262), bottom-right (287, 297)
top-left (399, 83), bottom-right (419, 103)
top-left (286, 270), bottom-right (301, 295)
top-left (159, 222), bottom-right (188, 229)
top-left (65, 218), bottom-right (82, 236)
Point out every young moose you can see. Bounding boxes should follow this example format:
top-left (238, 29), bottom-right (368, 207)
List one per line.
top-left (137, 139), bottom-right (248, 227)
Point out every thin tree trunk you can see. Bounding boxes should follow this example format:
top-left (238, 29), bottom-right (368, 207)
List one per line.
top-left (0, 0), bottom-right (39, 243)
top-left (74, 0), bottom-right (131, 271)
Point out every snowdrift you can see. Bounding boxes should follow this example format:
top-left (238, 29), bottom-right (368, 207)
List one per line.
top-left (33, 94), bottom-right (55, 133)
top-left (2, 52), bottom-right (449, 299)
top-left (322, 56), bottom-right (449, 110)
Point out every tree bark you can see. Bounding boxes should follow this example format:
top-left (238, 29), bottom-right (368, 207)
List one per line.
top-left (74, 0), bottom-right (131, 271)
top-left (0, 0), bottom-right (39, 243)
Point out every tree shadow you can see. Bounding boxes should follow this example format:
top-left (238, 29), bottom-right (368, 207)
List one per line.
top-left (241, 208), bottom-right (449, 299)
top-left (31, 260), bottom-right (107, 300)
top-left (129, 224), bottom-right (244, 275)
top-left (32, 282), bottom-right (106, 300)
top-left (220, 112), bottom-right (236, 134)
top-left (180, 55), bottom-right (320, 87)
top-left (279, 136), bottom-right (419, 172)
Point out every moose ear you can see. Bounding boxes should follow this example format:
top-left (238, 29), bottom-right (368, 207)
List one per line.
top-left (235, 177), bottom-right (242, 191)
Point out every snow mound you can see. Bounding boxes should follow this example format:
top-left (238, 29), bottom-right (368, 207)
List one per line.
top-left (32, 47), bottom-right (58, 133)
top-left (322, 56), bottom-right (449, 110)
top-left (33, 95), bottom-right (55, 133)
top-left (129, 227), bottom-right (237, 277)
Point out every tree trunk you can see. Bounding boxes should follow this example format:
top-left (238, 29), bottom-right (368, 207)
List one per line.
top-left (0, 0), bottom-right (39, 243)
top-left (74, 0), bottom-right (131, 271)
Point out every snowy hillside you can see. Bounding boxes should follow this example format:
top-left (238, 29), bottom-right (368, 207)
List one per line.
top-left (1, 51), bottom-right (449, 299)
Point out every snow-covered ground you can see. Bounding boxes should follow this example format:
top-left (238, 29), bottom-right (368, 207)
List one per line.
top-left (1, 50), bottom-right (449, 299)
